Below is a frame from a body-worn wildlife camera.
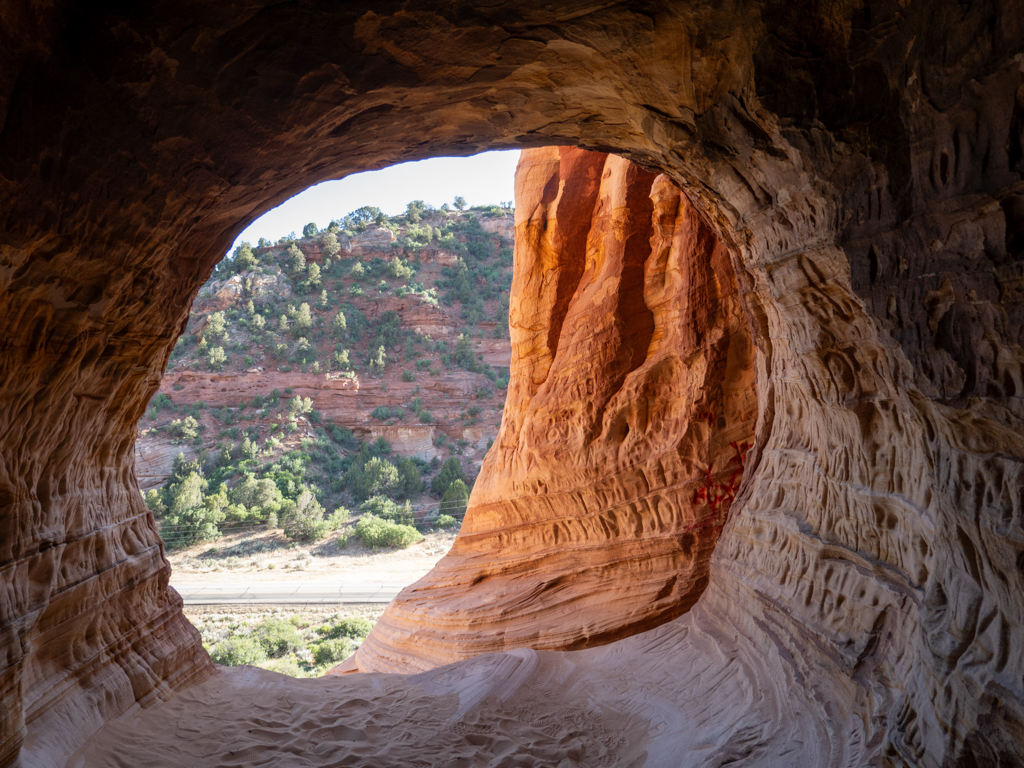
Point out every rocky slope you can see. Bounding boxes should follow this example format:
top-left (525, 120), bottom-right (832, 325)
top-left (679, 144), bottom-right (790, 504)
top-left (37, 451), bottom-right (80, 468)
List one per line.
top-left (134, 210), bottom-right (513, 512)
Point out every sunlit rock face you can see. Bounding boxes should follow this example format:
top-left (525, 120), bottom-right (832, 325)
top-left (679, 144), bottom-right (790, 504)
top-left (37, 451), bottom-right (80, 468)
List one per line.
top-left (4, 1), bottom-right (1024, 765)
top-left (348, 147), bottom-right (756, 672)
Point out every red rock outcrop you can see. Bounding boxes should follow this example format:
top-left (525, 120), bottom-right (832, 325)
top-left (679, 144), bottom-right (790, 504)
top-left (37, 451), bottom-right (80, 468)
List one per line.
top-left (346, 147), bottom-right (756, 671)
top-left (4, 2), bottom-right (1024, 766)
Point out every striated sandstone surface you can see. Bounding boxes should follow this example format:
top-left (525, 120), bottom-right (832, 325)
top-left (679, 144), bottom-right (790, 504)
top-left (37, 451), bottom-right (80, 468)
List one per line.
top-left (346, 147), bottom-right (757, 672)
top-left (3, 1), bottom-right (1024, 766)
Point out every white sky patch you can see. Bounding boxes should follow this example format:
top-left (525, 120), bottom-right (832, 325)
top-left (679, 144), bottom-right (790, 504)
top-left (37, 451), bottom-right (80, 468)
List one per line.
top-left (231, 150), bottom-right (520, 251)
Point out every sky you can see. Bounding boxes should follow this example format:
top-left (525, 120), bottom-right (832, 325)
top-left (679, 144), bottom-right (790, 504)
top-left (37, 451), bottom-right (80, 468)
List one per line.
top-left (231, 150), bottom-right (521, 251)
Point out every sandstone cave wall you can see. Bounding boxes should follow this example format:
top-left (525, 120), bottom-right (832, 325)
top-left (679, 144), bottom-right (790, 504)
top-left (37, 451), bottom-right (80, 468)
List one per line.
top-left (347, 147), bottom-right (757, 672)
top-left (2, 1), bottom-right (1024, 766)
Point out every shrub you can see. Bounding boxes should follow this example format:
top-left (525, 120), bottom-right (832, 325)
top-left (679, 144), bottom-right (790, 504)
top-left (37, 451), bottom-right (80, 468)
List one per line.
top-left (401, 369), bottom-right (415, 382)
top-left (312, 638), bottom-right (355, 666)
top-left (354, 515), bottom-right (422, 550)
top-left (317, 616), bottom-right (374, 640)
top-left (387, 257), bottom-right (414, 279)
top-left (360, 495), bottom-right (414, 525)
top-left (332, 349), bottom-right (351, 370)
top-left (288, 396), bottom-right (313, 416)
top-left (251, 618), bottom-right (303, 658)
top-left (368, 345), bottom-right (386, 374)
top-left (434, 514), bottom-right (459, 530)
top-left (211, 636), bottom-right (267, 666)
top-left (281, 489), bottom-right (343, 542)
top-left (151, 393), bottom-right (174, 412)
top-left (371, 405), bottom-right (391, 420)
top-left (258, 658), bottom-right (302, 677)
top-left (206, 311), bottom-right (227, 336)
top-left (418, 410), bottom-right (433, 424)
top-left (207, 346), bottom-right (227, 369)
top-left (168, 416), bottom-right (200, 442)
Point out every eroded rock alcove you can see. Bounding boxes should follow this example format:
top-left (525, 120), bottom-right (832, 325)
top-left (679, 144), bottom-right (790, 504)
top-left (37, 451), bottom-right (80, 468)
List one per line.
top-left (3, 2), bottom-right (1024, 766)
top-left (348, 147), bottom-right (756, 673)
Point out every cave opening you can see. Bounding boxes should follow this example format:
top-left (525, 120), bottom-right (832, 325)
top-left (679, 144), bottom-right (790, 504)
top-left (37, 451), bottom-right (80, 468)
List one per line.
top-left (144, 152), bottom-right (521, 675)
top-left (141, 146), bottom-right (757, 679)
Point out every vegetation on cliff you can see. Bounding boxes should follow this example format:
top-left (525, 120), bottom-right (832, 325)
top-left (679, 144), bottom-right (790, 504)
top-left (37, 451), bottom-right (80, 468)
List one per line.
top-left (142, 201), bottom-right (514, 551)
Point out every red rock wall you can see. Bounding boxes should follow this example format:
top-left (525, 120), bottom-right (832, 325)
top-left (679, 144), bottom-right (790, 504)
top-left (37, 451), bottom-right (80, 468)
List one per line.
top-left (347, 147), bottom-right (757, 672)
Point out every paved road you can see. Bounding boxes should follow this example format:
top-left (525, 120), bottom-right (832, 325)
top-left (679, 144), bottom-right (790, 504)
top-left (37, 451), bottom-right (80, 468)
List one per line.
top-left (173, 581), bottom-right (407, 605)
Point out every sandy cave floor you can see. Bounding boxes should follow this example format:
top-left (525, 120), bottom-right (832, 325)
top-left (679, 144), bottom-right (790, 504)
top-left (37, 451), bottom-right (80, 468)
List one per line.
top-left (65, 589), bottom-right (836, 768)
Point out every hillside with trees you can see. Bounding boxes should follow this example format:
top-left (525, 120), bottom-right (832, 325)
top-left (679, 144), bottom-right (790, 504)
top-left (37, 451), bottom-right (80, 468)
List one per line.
top-left (138, 200), bottom-right (514, 555)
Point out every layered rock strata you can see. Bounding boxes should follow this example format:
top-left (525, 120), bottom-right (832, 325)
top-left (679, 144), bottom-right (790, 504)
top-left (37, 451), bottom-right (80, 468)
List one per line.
top-left (346, 147), bottom-right (756, 672)
top-left (3, 1), bottom-right (1024, 766)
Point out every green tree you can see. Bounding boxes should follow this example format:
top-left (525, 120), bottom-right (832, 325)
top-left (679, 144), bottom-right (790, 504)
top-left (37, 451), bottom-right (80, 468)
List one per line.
top-left (282, 489), bottom-right (345, 541)
top-left (239, 437), bottom-right (259, 461)
top-left (362, 456), bottom-right (399, 497)
top-left (232, 242), bottom-right (258, 273)
top-left (350, 261), bottom-right (365, 278)
top-left (278, 314), bottom-right (289, 332)
top-left (293, 302), bottom-right (314, 337)
top-left (453, 196), bottom-right (466, 211)
top-left (397, 457), bottom-right (423, 498)
top-left (303, 262), bottom-right (321, 292)
top-left (431, 457), bottom-right (466, 496)
top-left (288, 243), bottom-right (306, 271)
top-left (405, 200), bottom-right (426, 223)
top-left (347, 206), bottom-right (386, 229)
top-left (454, 333), bottom-right (478, 371)
top-left (251, 618), bottom-right (303, 658)
top-left (302, 222), bottom-right (318, 237)
top-left (322, 232), bottom-right (341, 260)
top-left (318, 289), bottom-right (330, 309)
top-left (332, 311), bottom-right (347, 338)
top-left (368, 345), bottom-right (386, 374)
top-left (441, 478), bottom-right (469, 513)
top-left (251, 313), bottom-right (266, 332)
top-left (161, 469), bottom-right (225, 549)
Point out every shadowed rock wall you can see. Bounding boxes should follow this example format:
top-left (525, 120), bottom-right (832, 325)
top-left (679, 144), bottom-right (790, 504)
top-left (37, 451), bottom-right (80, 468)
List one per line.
top-left (2, 1), bottom-right (1024, 765)
top-left (347, 147), bottom-right (756, 672)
